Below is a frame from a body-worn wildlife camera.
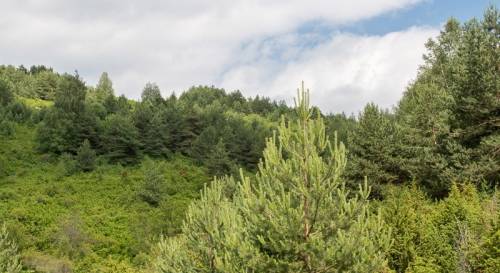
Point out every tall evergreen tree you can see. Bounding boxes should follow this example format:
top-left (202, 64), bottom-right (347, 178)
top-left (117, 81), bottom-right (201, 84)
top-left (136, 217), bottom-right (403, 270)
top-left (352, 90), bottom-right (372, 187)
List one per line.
top-left (76, 139), bottom-right (96, 172)
top-left (94, 72), bottom-right (114, 101)
top-left (141, 83), bottom-right (164, 105)
top-left (37, 74), bottom-right (99, 154)
top-left (0, 79), bottom-right (14, 107)
top-left (347, 103), bottom-right (409, 196)
top-left (394, 6), bottom-right (500, 190)
top-left (101, 114), bottom-right (141, 165)
top-left (155, 84), bottom-right (391, 272)
top-left (206, 138), bottom-right (234, 177)
top-left (34, 70), bottom-right (58, 100)
top-left (54, 73), bottom-right (86, 114)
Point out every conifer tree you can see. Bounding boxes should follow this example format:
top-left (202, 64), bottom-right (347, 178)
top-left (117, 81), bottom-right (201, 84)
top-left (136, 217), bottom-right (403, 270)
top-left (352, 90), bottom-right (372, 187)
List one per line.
top-left (346, 103), bottom-right (409, 196)
top-left (0, 79), bottom-right (13, 107)
top-left (101, 114), bottom-right (141, 164)
top-left (155, 83), bottom-right (391, 272)
top-left (206, 138), bottom-right (234, 177)
top-left (76, 139), bottom-right (96, 172)
top-left (95, 72), bottom-right (114, 101)
top-left (0, 224), bottom-right (22, 273)
top-left (141, 83), bottom-right (164, 105)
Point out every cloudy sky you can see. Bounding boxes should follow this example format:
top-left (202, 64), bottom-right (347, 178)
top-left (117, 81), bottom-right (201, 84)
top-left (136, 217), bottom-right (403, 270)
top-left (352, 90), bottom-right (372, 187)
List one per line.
top-left (0, 0), bottom-right (493, 113)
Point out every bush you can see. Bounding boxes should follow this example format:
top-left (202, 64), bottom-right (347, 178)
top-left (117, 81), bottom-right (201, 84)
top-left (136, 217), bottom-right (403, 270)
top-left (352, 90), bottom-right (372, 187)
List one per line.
top-left (6, 101), bottom-right (32, 122)
top-left (139, 160), bottom-right (164, 207)
top-left (55, 153), bottom-right (78, 179)
top-left (0, 119), bottom-right (15, 137)
top-left (0, 224), bottom-right (22, 273)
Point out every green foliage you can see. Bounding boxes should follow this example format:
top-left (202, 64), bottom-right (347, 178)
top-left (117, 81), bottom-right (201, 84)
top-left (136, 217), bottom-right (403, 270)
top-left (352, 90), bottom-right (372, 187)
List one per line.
top-left (0, 224), bottom-right (22, 273)
top-left (54, 73), bottom-right (87, 114)
top-left (0, 7), bottom-right (498, 272)
top-left (205, 139), bottom-right (234, 177)
top-left (94, 72), bottom-right (114, 102)
top-left (101, 114), bottom-right (141, 165)
top-left (0, 78), bottom-right (14, 106)
top-left (155, 84), bottom-right (392, 272)
top-left (346, 103), bottom-right (409, 197)
top-left (4, 101), bottom-right (32, 123)
top-left (76, 139), bottom-right (97, 172)
top-left (55, 153), bottom-right (79, 178)
top-left (0, 119), bottom-right (15, 137)
top-left (324, 112), bottom-right (356, 148)
top-left (141, 83), bottom-right (163, 105)
top-left (382, 183), bottom-right (499, 273)
top-left (34, 70), bottom-right (58, 100)
top-left (139, 160), bottom-right (165, 207)
top-left (36, 74), bottom-right (99, 155)
top-left (393, 6), bottom-right (500, 193)
top-left (0, 124), bottom-right (211, 272)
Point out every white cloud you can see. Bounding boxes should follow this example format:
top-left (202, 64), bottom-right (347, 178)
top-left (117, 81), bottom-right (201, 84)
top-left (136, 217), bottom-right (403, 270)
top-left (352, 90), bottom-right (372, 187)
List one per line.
top-left (0, 0), bottom-right (431, 113)
top-left (221, 27), bottom-right (439, 113)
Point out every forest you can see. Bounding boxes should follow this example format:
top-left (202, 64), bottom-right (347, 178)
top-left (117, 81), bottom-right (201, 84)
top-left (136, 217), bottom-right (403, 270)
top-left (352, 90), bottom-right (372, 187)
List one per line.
top-left (0, 6), bottom-right (498, 273)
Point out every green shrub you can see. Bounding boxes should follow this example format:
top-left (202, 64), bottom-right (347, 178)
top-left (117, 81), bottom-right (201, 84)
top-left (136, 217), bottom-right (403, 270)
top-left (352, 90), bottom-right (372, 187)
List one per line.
top-left (0, 119), bottom-right (15, 137)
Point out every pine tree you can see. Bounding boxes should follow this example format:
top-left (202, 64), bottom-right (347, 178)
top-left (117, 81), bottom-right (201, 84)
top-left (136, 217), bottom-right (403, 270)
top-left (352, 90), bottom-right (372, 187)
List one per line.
top-left (393, 6), bottom-right (500, 189)
top-left (37, 73), bottom-right (99, 154)
top-left (190, 126), bottom-right (219, 163)
top-left (396, 75), bottom-right (453, 197)
top-left (346, 103), bottom-right (409, 196)
top-left (76, 139), bottom-right (96, 172)
top-left (206, 138), bottom-right (234, 177)
top-left (141, 83), bottom-right (163, 105)
top-left (154, 83), bottom-right (391, 272)
top-left (54, 73), bottom-right (86, 114)
top-left (0, 224), bottom-right (22, 273)
top-left (143, 113), bottom-right (171, 158)
top-left (0, 79), bottom-right (13, 107)
top-left (95, 72), bottom-right (114, 102)
top-left (34, 70), bottom-right (58, 100)
top-left (101, 114), bottom-right (141, 165)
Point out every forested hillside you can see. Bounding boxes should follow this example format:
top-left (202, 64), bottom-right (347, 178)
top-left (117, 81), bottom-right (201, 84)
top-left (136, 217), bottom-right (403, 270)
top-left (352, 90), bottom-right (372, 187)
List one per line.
top-left (0, 6), bottom-right (498, 273)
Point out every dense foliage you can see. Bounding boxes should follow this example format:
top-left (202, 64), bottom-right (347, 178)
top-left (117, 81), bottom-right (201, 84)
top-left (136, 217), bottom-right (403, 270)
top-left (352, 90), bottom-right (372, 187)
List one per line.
top-left (0, 6), bottom-right (498, 273)
top-left (155, 86), bottom-right (392, 272)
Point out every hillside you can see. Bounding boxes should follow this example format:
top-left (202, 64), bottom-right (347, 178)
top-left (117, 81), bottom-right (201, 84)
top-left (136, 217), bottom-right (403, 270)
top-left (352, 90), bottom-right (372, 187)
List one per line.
top-left (0, 122), bottom-right (211, 272)
top-left (0, 6), bottom-right (499, 273)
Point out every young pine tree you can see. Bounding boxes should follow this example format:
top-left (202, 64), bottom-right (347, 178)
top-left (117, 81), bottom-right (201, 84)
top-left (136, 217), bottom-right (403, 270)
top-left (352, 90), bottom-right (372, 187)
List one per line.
top-left (76, 139), bottom-right (96, 172)
top-left (154, 83), bottom-right (391, 273)
top-left (94, 72), bottom-right (114, 102)
top-left (0, 224), bottom-right (22, 273)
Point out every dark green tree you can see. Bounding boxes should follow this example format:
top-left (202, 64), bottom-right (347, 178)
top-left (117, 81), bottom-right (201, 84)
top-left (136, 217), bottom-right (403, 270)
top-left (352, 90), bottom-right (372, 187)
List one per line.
top-left (206, 138), bottom-right (234, 177)
top-left (141, 83), bottom-right (164, 105)
top-left (54, 73), bottom-right (86, 114)
top-left (101, 114), bottom-right (141, 165)
top-left (76, 139), bottom-right (96, 172)
top-left (0, 79), bottom-right (13, 107)
top-left (37, 74), bottom-right (99, 154)
top-left (347, 103), bottom-right (409, 196)
top-left (34, 70), bottom-right (58, 100)
top-left (189, 126), bottom-right (219, 163)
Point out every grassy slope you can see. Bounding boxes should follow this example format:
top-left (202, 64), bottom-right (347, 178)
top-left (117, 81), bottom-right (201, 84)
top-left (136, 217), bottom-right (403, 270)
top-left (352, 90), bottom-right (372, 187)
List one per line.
top-left (0, 123), bottom-right (210, 273)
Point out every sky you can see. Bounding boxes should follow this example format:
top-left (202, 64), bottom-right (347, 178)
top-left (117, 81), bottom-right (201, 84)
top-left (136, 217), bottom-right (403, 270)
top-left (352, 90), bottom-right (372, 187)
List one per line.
top-left (0, 0), bottom-right (495, 114)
